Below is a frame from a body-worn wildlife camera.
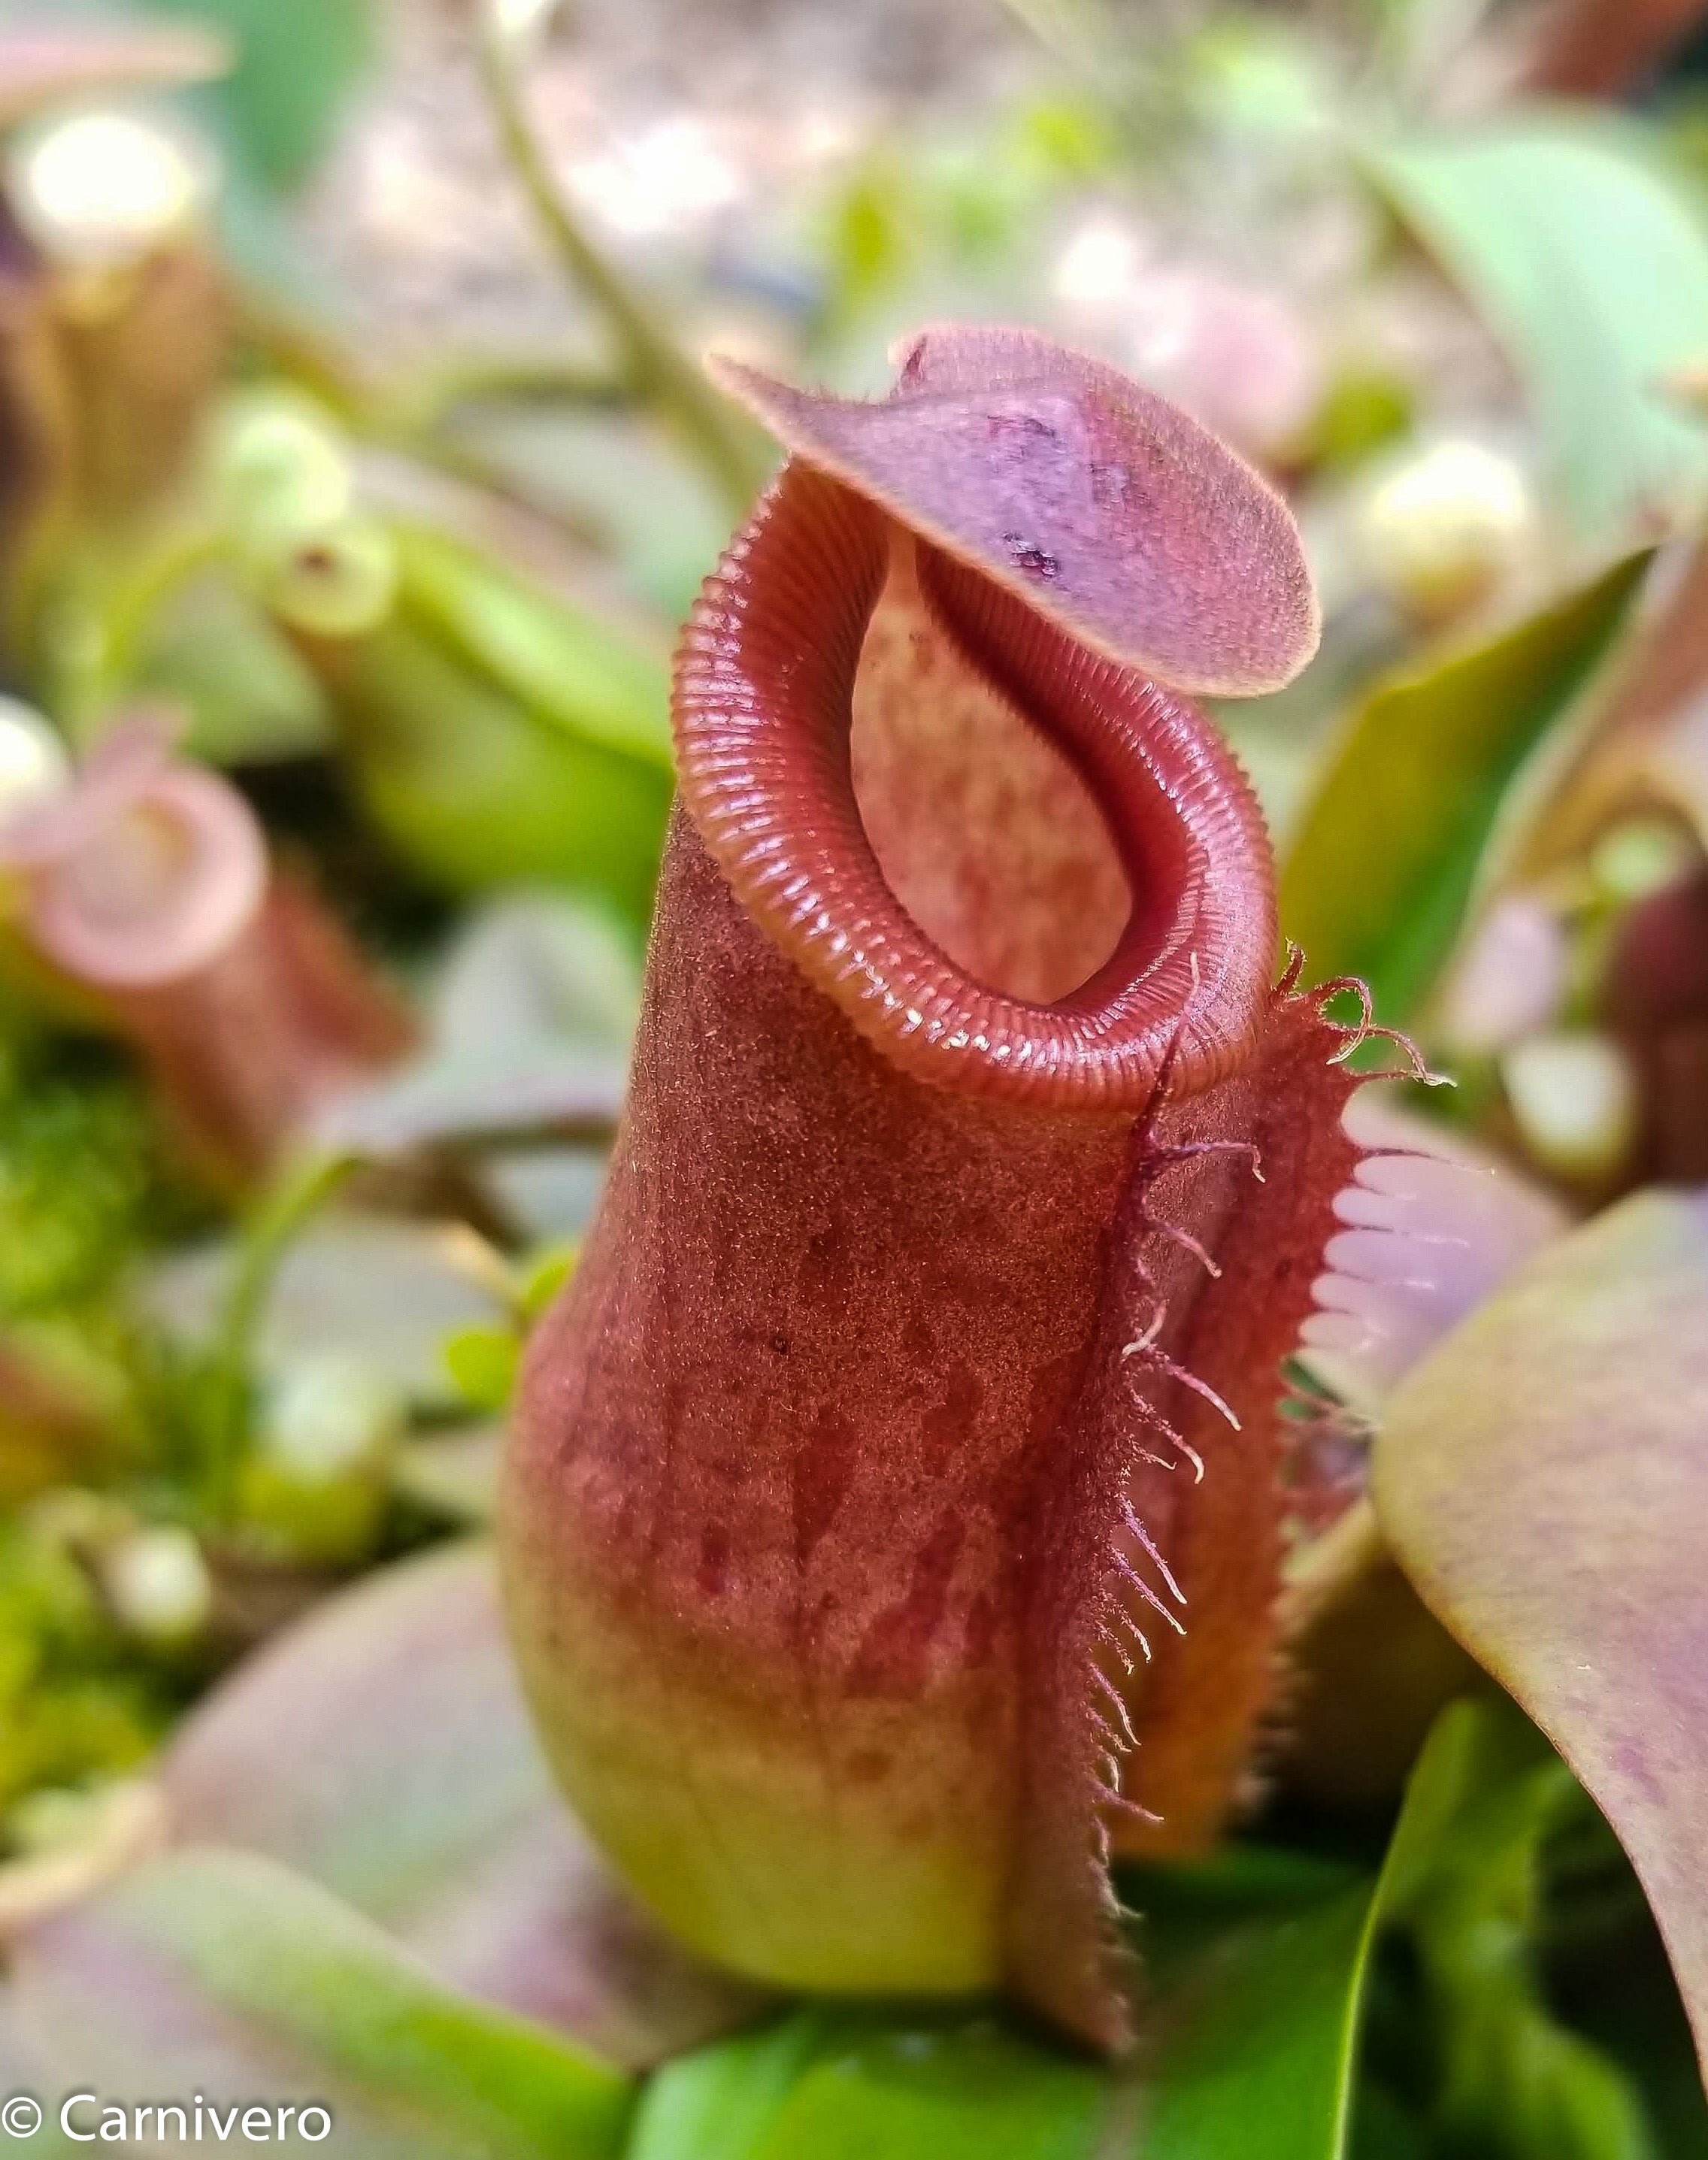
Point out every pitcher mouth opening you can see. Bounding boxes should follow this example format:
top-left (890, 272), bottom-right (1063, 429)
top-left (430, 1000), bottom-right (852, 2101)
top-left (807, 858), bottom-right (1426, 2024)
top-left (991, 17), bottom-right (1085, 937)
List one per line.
top-left (850, 532), bottom-right (1134, 1009)
top-left (672, 460), bottom-right (1278, 1113)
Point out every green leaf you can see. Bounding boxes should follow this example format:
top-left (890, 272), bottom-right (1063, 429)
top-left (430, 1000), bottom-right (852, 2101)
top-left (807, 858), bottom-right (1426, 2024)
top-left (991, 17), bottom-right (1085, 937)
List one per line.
top-left (1281, 552), bottom-right (1649, 1019)
top-left (1364, 120), bottom-right (1708, 541)
top-left (1373, 1188), bottom-right (1708, 2094)
top-left (1143, 1890), bottom-right (1378, 2157)
top-left (1126, 1853), bottom-right (1379, 2160)
top-left (1362, 1699), bottom-right (1661, 2160)
top-left (311, 606), bottom-right (672, 925)
top-left (1373, 1694), bottom-right (1564, 1927)
top-left (628, 2011), bottom-right (874, 2160)
top-left (758, 2020), bottom-right (1110, 2160)
top-left (639, 1845), bottom-right (1383, 2160)
top-left (519, 1242), bottom-right (578, 1321)
top-left (632, 2010), bottom-right (1112, 2160)
top-left (11, 1846), bottom-right (632, 2158)
top-left (392, 524), bottom-right (674, 773)
top-left (133, 0), bottom-right (376, 191)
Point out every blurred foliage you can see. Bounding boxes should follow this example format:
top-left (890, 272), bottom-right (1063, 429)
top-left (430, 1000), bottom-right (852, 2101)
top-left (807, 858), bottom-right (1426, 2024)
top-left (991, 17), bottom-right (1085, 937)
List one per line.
top-left (1367, 122), bottom-right (1708, 545)
top-left (0, 1041), bottom-right (174, 1317)
top-left (301, 520), bottom-right (674, 922)
top-left (6, 0), bottom-right (380, 195)
top-left (635, 2013), bottom-right (1116, 2160)
top-left (2, 0), bottom-right (1708, 2150)
top-left (42, 1843), bottom-right (635, 2156)
top-left (0, 1521), bottom-right (165, 1821)
top-left (1353, 1701), bottom-right (1670, 2160)
top-left (134, 0), bottom-right (376, 192)
top-left (1282, 551), bottom-right (1652, 1024)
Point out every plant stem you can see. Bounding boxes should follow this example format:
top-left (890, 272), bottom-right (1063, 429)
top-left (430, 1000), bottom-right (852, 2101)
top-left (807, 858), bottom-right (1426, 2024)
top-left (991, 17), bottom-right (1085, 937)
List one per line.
top-left (401, 353), bottom-right (631, 431)
top-left (199, 1147), bottom-right (357, 1518)
top-left (38, 526), bottom-right (230, 744)
top-left (215, 1146), bottom-right (358, 1377)
top-left (475, 5), bottom-right (770, 518)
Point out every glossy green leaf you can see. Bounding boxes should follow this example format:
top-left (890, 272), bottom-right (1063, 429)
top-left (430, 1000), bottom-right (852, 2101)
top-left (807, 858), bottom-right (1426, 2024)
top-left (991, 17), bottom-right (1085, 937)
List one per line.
top-left (633, 2010), bottom-right (1111, 2160)
top-left (10, 1846), bottom-right (631, 2159)
top-left (1365, 121), bottom-right (1708, 541)
top-left (1373, 1187), bottom-right (1708, 2089)
top-left (1281, 553), bottom-right (1649, 1018)
top-left (629, 2010), bottom-right (848, 2160)
top-left (637, 1844), bottom-right (1384, 2160)
top-left (759, 2020), bottom-right (1110, 2160)
top-left (1140, 1886), bottom-right (1377, 2157)
top-left (1373, 1694), bottom-right (1564, 1926)
top-left (1122, 1847), bottom-right (1379, 2160)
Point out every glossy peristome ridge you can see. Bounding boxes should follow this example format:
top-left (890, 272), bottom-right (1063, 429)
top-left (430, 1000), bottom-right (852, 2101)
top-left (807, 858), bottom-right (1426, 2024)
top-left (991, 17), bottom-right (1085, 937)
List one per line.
top-left (504, 326), bottom-right (1379, 2053)
top-left (674, 461), bottom-right (1277, 1107)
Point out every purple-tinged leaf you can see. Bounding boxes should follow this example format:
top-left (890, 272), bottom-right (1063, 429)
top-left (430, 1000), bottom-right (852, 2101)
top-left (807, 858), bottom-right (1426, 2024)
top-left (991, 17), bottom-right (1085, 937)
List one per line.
top-left (163, 1541), bottom-right (758, 2068)
top-left (8, 1846), bottom-right (630, 2160)
top-left (1373, 1186), bottom-right (1708, 2083)
top-left (710, 325), bottom-right (1318, 697)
